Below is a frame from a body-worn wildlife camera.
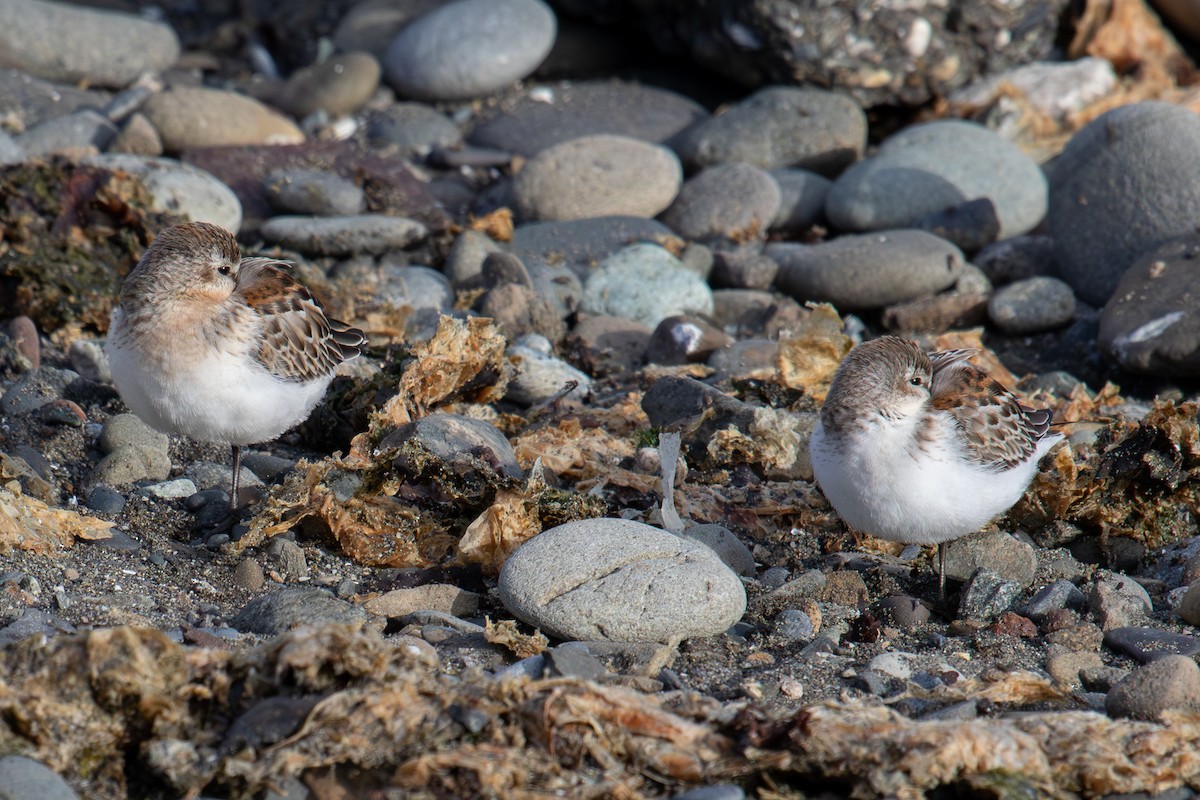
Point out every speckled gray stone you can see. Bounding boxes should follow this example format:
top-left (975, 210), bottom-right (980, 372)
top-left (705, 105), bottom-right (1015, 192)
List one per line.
top-left (232, 587), bottom-right (367, 635)
top-left (661, 163), bottom-right (781, 241)
top-left (582, 243), bottom-right (714, 328)
top-left (0, 0), bottom-right (179, 88)
top-left (826, 119), bottom-right (1047, 239)
top-left (1098, 233), bottom-right (1200, 376)
top-left (988, 276), bottom-right (1076, 334)
top-left (264, 169), bottom-right (366, 217)
top-left (770, 169), bottom-right (832, 233)
top-left (768, 229), bottom-right (964, 311)
top-left (0, 755), bottom-right (79, 800)
top-left (1105, 655), bottom-right (1200, 721)
top-left (514, 134), bottom-right (681, 221)
top-left (384, 0), bottom-right (556, 101)
top-left (675, 86), bottom-right (866, 173)
top-left (505, 334), bottom-right (591, 406)
top-left (1049, 101), bottom-right (1200, 306)
top-left (498, 518), bottom-right (747, 642)
top-left (260, 215), bottom-right (427, 256)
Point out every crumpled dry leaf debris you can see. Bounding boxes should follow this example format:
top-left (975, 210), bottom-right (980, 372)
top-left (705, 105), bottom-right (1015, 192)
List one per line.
top-left (775, 303), bottom-right (853, 403)
top-left (5, 629), bottom-right (1200, 800)
top-left (0, 480), bottom-right (112, 554)
top-left (1013, 398), bottom-right (1200, 551)
top-left (484, 617), bottom-right (549, 658)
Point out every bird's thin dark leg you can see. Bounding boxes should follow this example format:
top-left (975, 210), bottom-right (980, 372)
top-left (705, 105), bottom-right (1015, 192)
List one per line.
top-left (230, 444), bottom-right (242, 513)
top-left (938, 542), bottom-right (946, 599)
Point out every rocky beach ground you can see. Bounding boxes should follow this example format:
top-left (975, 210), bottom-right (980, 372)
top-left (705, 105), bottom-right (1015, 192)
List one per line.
top-left (2, 0), bottom-right (1200, 798)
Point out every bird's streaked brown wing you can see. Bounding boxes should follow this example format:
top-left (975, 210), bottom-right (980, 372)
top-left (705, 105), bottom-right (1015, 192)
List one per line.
top-left (235, 258), bottom-right (364, 382)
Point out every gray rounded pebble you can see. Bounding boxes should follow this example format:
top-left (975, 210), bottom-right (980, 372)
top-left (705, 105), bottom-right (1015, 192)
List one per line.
top-left (877, 595), bottom-right (931, 630)
top-left (380, 411), bottom-right (524, 480)
top-left (0, 755), bottom-right (79, 800)
top-left (0, 0), bottom-right (179, 88)
top-left (232, 587), bottom-right (367, 635)
top-left (275, 52), bottom-right (381, 118)
top-left (514, 134), bottom-right (681, 221)
top-left (1104, 626), bottom-right (1200, 663)
top-left (1090, 573), bottom-right (1153, 631)
top-left (506, 335), bottom-right (591, 406)
top-left (676, 86), bottom-right (866, 173)
top-left (988, 275), bottom-right (1075, 334)
top-left (582, 243), bottom-right (714, 328)
top-left (670, 785), bottom-right (745, 800)
top-left (941, 530), bottom-right (1038, 588)
top-left (377, 264), bottom-right (454, 315)
top-left (86, 485), bottom-right (126, 515)
top-left (826, 119), bottom-right (1047, 239)
top-left (1049, 101), bottom-right (1200, 306)
top-left (385, 0), bottom-right (556, 101)
top-left (679, 523), bottom-right (756, 577)
top-left (1105, 655), bottom-right (1200, 720)
top-left (264, 169), bottom-right (366, 217)
top-left (773, 609), bottom-right (816, 641)
top-left (769, 229), bottom-right (964, 311)
top-left (0, 130), bottom-right (24, 164)
top-left (260, 215), bottom-right (427, 256)
top-left (1098, 233), bottom-right (1200, 376)
top-left (661, 163), bottom-right (782, 241)
top-left (1178, 579), bottom-right (1200, 626)
top-left (99, 413), bottom-right (169, 454)
top-left (770, 169), bottom-right (832, 233)
top-left (498, 518), bottom-right (747, 642)
top-left (142, 478), bottom-right (198, 499)
top-left (509, 216), bottom-right (680, 277)
top-left (85, 154), bottom-right (243, 233)
top-left (958, 569), bottom-right (1021, 621)
top-left (17, 110), bottom-right (116, 156)
top-left (367, 102), bottom-right (463, 156)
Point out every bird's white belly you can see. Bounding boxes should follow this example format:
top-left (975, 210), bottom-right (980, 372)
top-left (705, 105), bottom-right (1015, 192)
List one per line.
top-left (107, 328), bottom-right (332, 446)
top-left (810, 417), bottom-right (1056, 545)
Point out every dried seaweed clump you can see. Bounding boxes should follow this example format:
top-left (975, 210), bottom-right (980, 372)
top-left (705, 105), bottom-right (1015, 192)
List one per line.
top-left (0, 160), bottom-right (181, 331)
top-left (1016, 399), bottom-right (1200, 551)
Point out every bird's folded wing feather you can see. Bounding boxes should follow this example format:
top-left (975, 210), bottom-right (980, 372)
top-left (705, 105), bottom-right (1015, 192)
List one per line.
top-left (236, 258), bottom-right (364, 382)
top-left (929, 350), bottom-right (1043, 470)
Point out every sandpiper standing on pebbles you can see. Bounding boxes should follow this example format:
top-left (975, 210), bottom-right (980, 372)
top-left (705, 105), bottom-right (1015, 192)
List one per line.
top-left (809, 336), bottom-right (1063, 593)
top-left (105, 222), bottom-right (365, 522)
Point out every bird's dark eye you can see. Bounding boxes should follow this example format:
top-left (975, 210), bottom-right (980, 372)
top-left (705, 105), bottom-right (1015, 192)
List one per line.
top-left (909, 375), bottom-right (924, 386)
top-left (217, 265), bottom-right (232, 276)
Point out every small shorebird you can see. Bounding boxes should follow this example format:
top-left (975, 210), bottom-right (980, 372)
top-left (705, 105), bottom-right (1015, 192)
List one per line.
top-left (809, 336), bottom-right (1063, 593)
top-left (105, 222), bottom-right (364, 522)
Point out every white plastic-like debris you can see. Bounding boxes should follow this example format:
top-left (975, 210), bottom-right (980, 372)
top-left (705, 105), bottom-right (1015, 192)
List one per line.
top-left (658, 432), bottom-right (685, 533)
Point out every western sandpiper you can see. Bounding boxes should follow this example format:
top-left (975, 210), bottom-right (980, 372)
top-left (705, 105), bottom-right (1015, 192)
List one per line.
top-left (809, 336), bottom-right (1063, 593)
top-left (105, 222), bottom-right (364, 522)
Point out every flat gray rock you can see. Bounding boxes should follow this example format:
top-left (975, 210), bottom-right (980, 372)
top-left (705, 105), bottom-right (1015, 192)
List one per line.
top-left (381, 411), bottom-right (523, 480)
top-left (498, 518), bottom-right (747, 642)
top-left (260, 214), bottom-right (427, 256)
top-left (1049, 101), bottom-right (1200, 306)
top-left (509, 216), bottom-right (679, 277)
top-left (675, 86), bottom-right (866, 174)
top-left (264, 168), bottom-right (366, 217)
top-left (468, 80), bottom-right (708, 157)
top-left (0, 0), bottom-right (178, 88)
top-left (385, 0), bottom-right (556, 101)
top-left (17, 110), bottom-right (116, 156)
top-left (514, 134), bottom-right (681, 221)
top-left (1098, 233), bottom-right (1200, 376)
top-left (141, 87), bottom-right (303, 152)
top-left (826, 119), bottom-right (1047, 239)
top-left (582, 243), bottom-right (714, 328)
top-left (768, 229), bottom-right (964, 311)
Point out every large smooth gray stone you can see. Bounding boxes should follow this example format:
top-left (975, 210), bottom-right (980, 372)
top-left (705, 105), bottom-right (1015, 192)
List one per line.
top-left (0, 0), bottom-right (179, 88)
top-left (769, 229), bottom-right (964, 310)
top-left (498, 518), bottom-right (746, 642)
top-left (1049, 101), bottom-right (1200, 306)
top-left (384, 0), bottom-right (556, 101)
top-left (826, 120), bottom-right (1047, 239)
